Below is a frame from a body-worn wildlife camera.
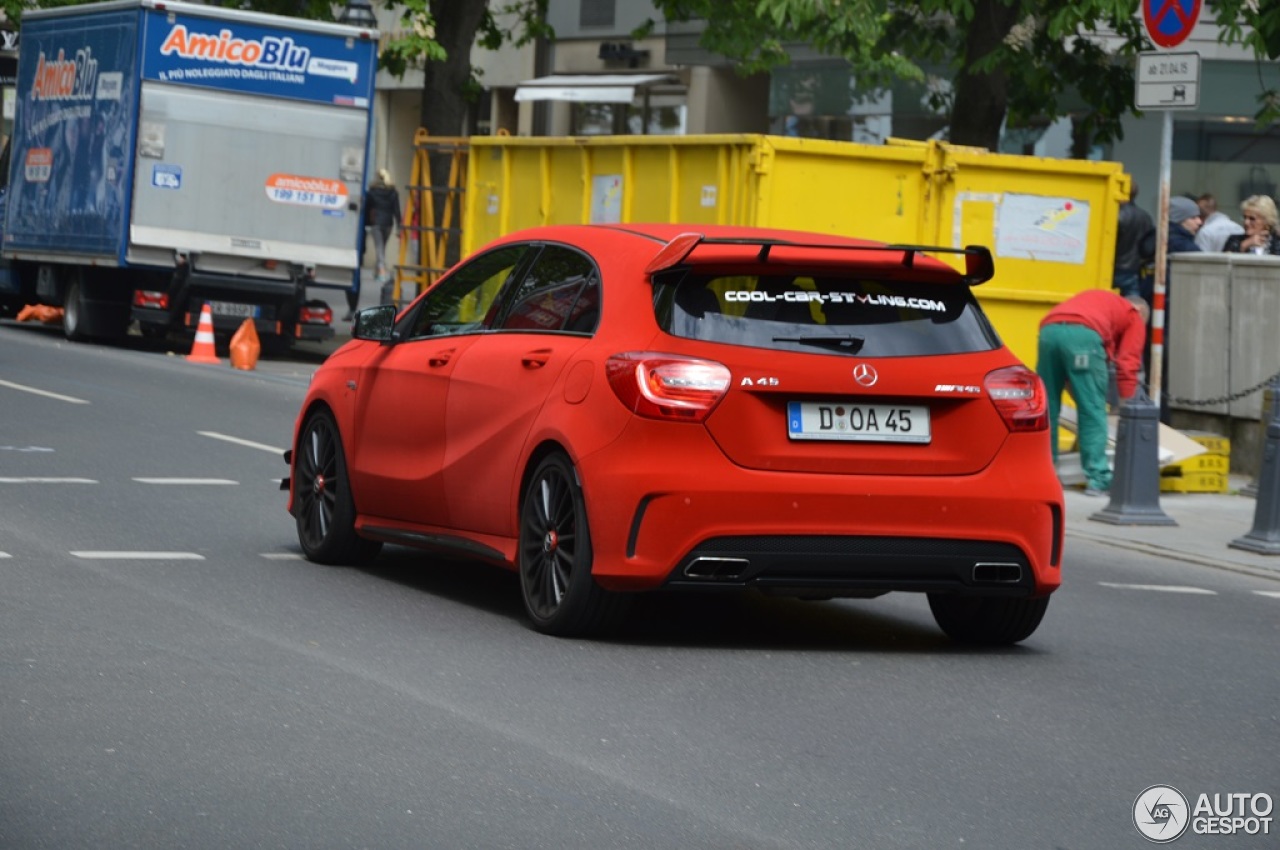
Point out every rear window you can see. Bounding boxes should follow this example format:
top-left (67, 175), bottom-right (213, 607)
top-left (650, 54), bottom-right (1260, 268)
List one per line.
top-left (654, 272), bottom-right (1001, 356)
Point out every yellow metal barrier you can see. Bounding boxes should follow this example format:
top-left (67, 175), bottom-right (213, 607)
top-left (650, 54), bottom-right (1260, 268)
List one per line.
top-left (393, 128), bottom-right (468, 304)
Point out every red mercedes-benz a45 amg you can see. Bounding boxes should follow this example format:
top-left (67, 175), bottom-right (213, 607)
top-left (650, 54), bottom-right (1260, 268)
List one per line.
top-left (286, 224), bottom-right (1063, 643)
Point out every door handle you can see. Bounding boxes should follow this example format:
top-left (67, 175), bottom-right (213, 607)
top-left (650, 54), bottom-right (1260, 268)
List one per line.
top-left (428, 348), bottom-right (456, 367)
top-left (521, 349), bottom-right (553, 369)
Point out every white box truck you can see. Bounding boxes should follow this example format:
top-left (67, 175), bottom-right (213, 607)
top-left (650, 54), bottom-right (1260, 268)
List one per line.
top-left (0, 0), bottom-right (379, 348)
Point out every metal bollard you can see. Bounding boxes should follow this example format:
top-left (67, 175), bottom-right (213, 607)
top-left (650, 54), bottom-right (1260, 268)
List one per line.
top-left (1241, 384), bottom-right (1275, 499)
top-left (1091, 385), bottom-right (1177, 526)
top-left (1230, 376), bottom-right (1280, 554)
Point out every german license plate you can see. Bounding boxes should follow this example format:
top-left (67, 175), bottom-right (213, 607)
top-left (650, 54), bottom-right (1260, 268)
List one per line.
top-left (787, 401), bottom-right (931, 443)
top-left (209, 301), bottom-right (258, 319)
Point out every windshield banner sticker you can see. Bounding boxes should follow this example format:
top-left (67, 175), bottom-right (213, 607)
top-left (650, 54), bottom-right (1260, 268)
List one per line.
top-left (723, 290), bottom-right (947, 312)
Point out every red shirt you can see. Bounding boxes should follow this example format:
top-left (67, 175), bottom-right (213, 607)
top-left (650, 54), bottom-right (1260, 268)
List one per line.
top-left (1040, 289), bottom-right (1147, 398)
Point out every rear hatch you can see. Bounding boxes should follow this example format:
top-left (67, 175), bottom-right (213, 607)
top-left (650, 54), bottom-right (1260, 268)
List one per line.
top-left (650, 241), bottom-right (1034, 476)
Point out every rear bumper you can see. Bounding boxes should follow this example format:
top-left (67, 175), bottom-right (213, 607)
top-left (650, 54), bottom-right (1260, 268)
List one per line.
top-left (576, 433), bottom-right (1064, 596)
top-left (668, 534), bottom-right (1042, 597)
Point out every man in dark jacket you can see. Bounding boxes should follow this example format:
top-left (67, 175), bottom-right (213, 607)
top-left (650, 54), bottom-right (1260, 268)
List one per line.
top-left (1166, 196), bottom-right (1203, 253)
top-left (1112, 180), bottom-right (1155, 299)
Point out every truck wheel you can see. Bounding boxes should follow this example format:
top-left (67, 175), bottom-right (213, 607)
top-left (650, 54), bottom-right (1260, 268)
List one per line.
top-left (927, 594), bottom-right (1049, 645)
top-left (293, 410), bottom-right (381, 565)
top-left (63, 277), bottom-right (88, 342)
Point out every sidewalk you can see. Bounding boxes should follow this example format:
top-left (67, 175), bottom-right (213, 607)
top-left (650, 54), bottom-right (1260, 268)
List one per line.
top-left (1064, 474), bottom-right (1280, 581)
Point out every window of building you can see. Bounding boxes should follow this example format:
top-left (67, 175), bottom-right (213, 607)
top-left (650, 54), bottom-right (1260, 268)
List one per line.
top-left (572, 103), bottom-right (687, 136)
top-left (579, 0), bottom-right (615, 29)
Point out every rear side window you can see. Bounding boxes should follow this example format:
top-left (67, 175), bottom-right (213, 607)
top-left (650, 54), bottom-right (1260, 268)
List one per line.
top-left (496, 245), bottom-right (600, 333)
top-left (654, 273), bottom-right (1001, 356)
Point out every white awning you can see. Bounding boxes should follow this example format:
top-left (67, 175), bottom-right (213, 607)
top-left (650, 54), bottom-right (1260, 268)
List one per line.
top-left (514, 74), bottom-right (678, 104)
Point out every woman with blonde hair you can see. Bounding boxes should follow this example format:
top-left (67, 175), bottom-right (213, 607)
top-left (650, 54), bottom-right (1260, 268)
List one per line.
top-left (1224, 194), bottom-right (1280, 255)
top-left (349, 168), bottom-right (403, 319)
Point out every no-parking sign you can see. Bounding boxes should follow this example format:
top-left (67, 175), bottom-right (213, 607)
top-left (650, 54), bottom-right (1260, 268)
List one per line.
top-left (1143, 0), bottom-right (1202, 49)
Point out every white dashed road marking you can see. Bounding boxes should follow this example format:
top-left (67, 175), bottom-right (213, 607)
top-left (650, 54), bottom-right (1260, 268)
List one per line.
top-left (1254, 590), bottom-right (1280, 599)
top-left (261, 553), bottom-right (304, 560)
top-left (0, 379), bottom-right (90, 405)
top-left (71, 551), bottom-right (205, 560)
top-left (133, 478), bottom-right (238, 485)
top-left (198, 431), bottom-right (286, 454)
top-left (1098, 582), bottom-right (1217, 595)
top-left (0, 477), bottom-right (97, 483)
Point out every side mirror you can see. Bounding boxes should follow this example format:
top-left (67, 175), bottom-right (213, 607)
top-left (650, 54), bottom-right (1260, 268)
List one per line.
top-left (352, 304), bottom-right (398, 342)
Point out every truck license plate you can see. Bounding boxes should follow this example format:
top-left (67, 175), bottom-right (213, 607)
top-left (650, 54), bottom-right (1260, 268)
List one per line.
top-left (787, 401), bottom-right (931, 443)
top-left (209, 301), bottom-right (258, 319)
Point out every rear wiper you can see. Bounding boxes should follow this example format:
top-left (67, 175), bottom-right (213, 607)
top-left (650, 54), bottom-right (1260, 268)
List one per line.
top-left (772, 335), bottom-right (865, 353)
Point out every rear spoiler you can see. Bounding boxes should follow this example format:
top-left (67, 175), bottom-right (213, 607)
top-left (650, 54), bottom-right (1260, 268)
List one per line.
top-left (643, 233), bottom-right (996, 286)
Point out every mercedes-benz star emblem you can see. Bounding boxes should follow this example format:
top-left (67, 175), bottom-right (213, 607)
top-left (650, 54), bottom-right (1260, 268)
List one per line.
top-left (852, 363), bottom-right (878, 387)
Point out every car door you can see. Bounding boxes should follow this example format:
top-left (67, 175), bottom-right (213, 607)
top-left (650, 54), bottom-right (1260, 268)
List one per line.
top-left (441, 244), bottom-right (601, 537)
top-left (349, 244), bottom-right (531, 526)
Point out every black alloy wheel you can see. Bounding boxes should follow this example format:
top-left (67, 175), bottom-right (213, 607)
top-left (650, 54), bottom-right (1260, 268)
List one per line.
top-left (518, 453), bottom-right (626, 636)
top-left (294, 410), bottom-right (381, 565)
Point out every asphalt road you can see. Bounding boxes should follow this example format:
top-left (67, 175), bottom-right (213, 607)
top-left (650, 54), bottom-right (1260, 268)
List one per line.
top-left (1, 323), bottom-right (1277, 849)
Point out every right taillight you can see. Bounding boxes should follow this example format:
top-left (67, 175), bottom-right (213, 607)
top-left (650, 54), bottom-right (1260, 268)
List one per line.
top-left (606, 352), bottom-right (731, 423)
top-left (985, 365), bottom-right (1048, 432)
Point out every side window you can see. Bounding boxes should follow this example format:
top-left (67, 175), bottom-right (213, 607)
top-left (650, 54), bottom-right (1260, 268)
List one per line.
top-left (402, 245), bottom-right (527, 339)
top-left (497, 244), bottom-right (601, 333)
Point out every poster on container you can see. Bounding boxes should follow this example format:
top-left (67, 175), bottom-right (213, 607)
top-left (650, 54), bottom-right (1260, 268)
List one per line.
top-left (994, 193), bottom-right (1091, 264)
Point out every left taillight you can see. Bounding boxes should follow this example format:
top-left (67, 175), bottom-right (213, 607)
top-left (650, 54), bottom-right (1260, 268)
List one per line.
top-left (985, 365), bottom-right (1048, 432)
top-left (299, 303), bottom-right (333, 325)
top-left (133, 290), bottom-right (169, 309)
top-left (605, 352), bottom-right (731, 423)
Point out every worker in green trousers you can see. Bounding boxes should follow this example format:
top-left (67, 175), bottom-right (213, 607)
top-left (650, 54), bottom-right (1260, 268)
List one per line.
top-left (1037, 290), bottom-right (1149, 496)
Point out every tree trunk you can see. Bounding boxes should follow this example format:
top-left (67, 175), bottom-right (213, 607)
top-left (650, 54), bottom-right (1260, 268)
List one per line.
top-left (418, 0), bottom-right (487, 268)
top-left (419, 0), bottom-right (487, 136)
top-left (948, 0), bottom-right (1022, 151)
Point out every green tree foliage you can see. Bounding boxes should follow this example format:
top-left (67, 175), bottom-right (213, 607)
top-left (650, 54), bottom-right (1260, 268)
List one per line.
top-left (652, 0), bottom-right (1280, 152)
top-left (376, 0), bottom-right (549, 138)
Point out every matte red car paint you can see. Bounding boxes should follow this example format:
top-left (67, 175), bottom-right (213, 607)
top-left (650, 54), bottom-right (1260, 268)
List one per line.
top-left (288, 223), bottom-right (1064, 637)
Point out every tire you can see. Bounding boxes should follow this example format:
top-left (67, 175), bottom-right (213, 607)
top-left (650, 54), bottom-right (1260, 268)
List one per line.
top-left (293, 410), bottom-right (382, 565)
top-left (63, 275), bottom-right (88, 342)
top-left (927, 594), bottom-right (1050, 645)
top-left (518, 453), bottom-right (627, 636)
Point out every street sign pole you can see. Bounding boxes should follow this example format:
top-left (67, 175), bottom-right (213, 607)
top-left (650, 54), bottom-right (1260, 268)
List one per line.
top-left (1138, 0), bottom-right (1202, 410)
top-left (1151, 109), bottom-right (1173, 408)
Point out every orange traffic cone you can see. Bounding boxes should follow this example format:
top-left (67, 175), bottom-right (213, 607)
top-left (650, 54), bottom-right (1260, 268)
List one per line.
top-left (186, 303), bottom-right (222, 365)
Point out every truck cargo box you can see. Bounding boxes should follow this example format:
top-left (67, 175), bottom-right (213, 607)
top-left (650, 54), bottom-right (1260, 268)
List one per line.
top-left (1, 0), bottom-right (378, 345)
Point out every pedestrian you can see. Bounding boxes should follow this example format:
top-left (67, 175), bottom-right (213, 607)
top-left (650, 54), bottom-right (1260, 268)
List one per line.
top-left (356, 168), bottom-right (402, 318)
top-left (1112, 178), bottom-right (1155, 299)
top-left (1222, 194), bottom-right (1280, 255)
top-left (1036, 289), bottom-right (1150, 496)
top-left (1195, 192), bottom-right (1244, 252)
top-left (1165, 195), bottom-right (1204, 253)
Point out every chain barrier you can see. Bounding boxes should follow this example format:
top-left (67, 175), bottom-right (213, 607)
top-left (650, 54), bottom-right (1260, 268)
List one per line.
top-left (1163, 367), bottom-right (1280, 408)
